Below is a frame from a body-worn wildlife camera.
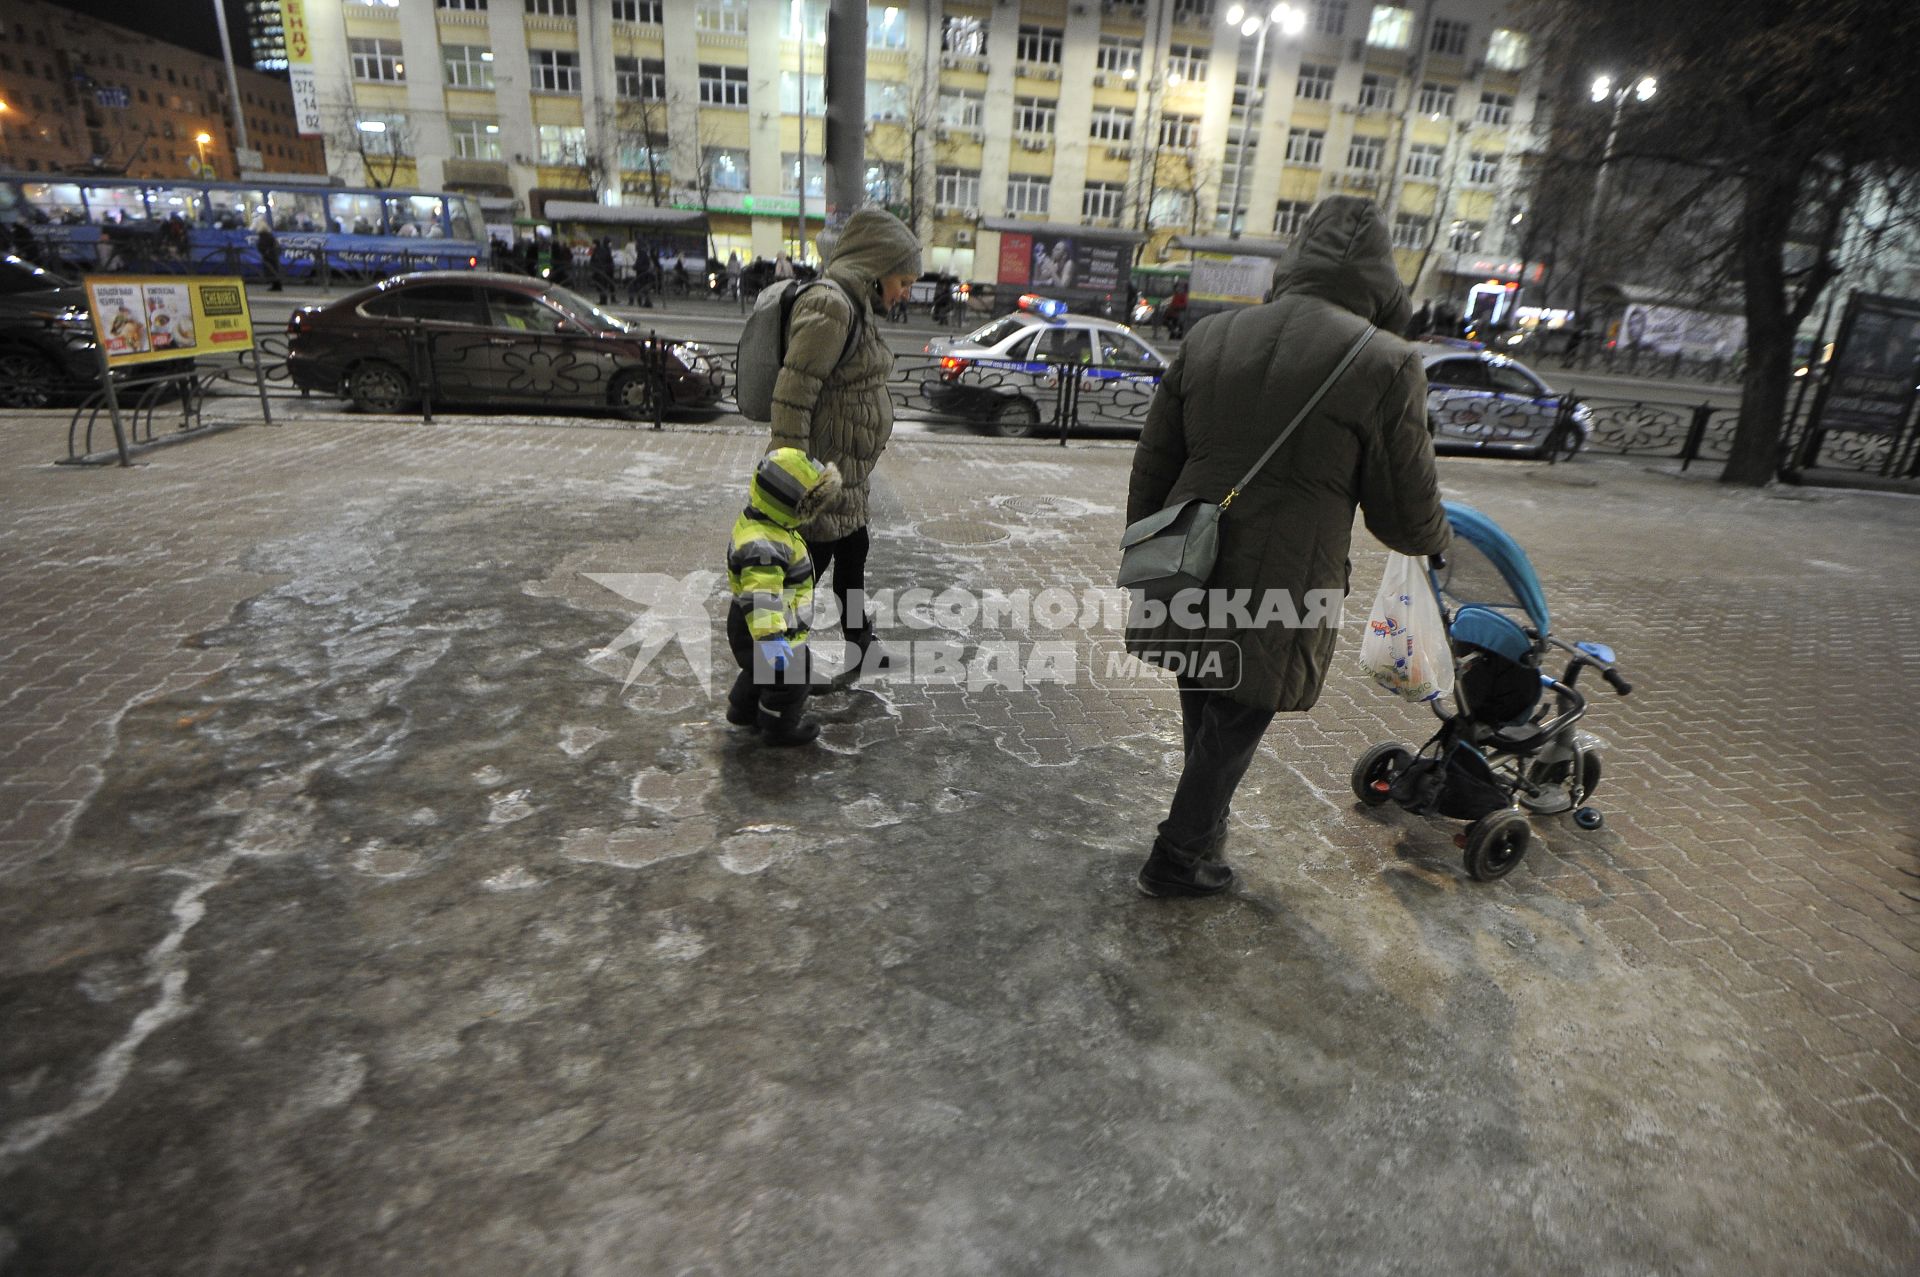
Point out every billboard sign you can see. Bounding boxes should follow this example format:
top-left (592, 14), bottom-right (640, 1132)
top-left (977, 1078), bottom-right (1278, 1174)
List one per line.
top-left (83, 276), bottom-right (255, 368)
top-left (1811, 292), bottom-right (1920, 437)
top-left (998, 232), bottom-right (1033, 287)
top-left (283, 0), bottom-right (322, 135)
top-left (1190, 253), bottom-right (1273, 306)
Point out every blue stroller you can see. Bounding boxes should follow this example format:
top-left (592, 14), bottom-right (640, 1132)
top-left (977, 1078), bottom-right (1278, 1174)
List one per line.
top-left (1351, 502), bottom-right (1633, 881)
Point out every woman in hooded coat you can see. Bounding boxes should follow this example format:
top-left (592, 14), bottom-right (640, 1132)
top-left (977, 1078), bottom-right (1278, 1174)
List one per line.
top-left (1124, 196), bottom-right (1451, 898)
top-left (768, 208), bottom-right (923, 676)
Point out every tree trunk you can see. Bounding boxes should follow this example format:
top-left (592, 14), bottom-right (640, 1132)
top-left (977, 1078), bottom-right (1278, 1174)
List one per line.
top-left (1721, 170), bottom-right (1796, 486)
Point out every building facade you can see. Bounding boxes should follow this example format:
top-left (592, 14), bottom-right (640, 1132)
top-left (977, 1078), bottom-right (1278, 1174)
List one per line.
top-left (250, 0), bottom-right (293, 72)
top-left (0, 0), bottom-right (325, 181)
top-left (301, 0), bottom-right (1540, 297)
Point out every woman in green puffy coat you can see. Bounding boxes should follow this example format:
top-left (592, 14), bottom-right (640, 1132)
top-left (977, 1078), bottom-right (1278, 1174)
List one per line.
top-left (768, 208), bottom-right (923, 677)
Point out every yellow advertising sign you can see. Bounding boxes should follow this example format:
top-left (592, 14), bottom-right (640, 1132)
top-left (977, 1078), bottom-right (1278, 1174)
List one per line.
top-left (83, 276), bottom-right (256, 368)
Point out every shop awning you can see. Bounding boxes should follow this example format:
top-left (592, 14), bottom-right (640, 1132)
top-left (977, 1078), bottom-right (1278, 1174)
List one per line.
top-left (978, 219), bottom-right (1147, 245)
top-left (1170, 234), bottom-right (1292, 258)
top-left (542, 201), bottom-right (708, 229)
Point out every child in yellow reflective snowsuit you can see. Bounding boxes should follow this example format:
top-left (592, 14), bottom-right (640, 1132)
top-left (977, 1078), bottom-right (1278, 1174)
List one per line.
top-left (724, 448), bottom-right (843, 746)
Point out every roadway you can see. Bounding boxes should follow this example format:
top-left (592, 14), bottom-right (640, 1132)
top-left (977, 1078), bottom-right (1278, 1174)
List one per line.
top-left (241, 283), bottom-right (1746, 411)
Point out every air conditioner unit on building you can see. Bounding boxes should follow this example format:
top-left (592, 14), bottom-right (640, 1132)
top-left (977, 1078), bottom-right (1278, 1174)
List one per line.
top-left (1021, 137), bottom-right (1048, 151)
top-left (1092, 72), bottom-right (1108, 87)
top-left (1338, 103), bottom-right (1358, 114)
top-left (963, 207), bottom-right (979, 220)
top-left (941, 54), bottom-right (963, 70)
top-left (1040, 67), bottom-right (1060, 81)
top-left (934, 126), bottom-right (951, 141)
top-left (955, 229), bottom-right (974, 246)
top-left (1106, 145), bottom-right (1133, 160)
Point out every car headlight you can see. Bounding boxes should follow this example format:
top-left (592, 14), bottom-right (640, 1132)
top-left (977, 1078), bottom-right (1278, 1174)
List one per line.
top-left (1572, 402), bottom-right (1593, 426)
top-left (668, 342), bottom-right (707, 371)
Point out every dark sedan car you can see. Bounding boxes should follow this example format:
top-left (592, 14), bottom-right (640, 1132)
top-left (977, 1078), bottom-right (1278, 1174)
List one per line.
top-left (0, 254), bottom-right (101, 408)
top-left (287, 271), bottom-right (724, 418)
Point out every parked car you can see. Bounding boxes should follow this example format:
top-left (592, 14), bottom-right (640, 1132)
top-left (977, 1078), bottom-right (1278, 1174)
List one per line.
top-left (286, 271), bottom-right (725, 417)
top-left (1417, 339), bottom-right (1592, 460)
top-left (0, 253), bottom-right (101, 408)
top-left (920, 297), bottom-right (1168, 436)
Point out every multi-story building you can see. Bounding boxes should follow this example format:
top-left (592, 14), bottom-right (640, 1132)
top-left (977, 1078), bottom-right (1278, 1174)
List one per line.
top-left (0, 0), bottom-right (325, 181)
top-left (249, 0), bottom-right (293, 72)
top-left (300, 0), bottom-right (1540, 297)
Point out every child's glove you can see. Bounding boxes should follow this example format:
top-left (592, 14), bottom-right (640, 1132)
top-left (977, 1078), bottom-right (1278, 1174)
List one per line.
top-left (756, 637), bottom-right (794, 672)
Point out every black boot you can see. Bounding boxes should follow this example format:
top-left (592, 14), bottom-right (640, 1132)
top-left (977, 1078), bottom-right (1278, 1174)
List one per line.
top-left (1135, 841), bottom-right (1235, 898)
top-left (844, 615), bottom-right (900, 683)
top-left (725, 671), bottom-right (759, 727)
top-left (758, 705), bottom-right (821, 747)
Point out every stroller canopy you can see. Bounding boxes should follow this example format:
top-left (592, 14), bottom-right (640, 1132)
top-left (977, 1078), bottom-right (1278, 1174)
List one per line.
top-left (1438, 503), bottom-right (1551, 637)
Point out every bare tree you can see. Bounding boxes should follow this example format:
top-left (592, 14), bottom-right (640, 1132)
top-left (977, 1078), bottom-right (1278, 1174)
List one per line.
top-left (598, 94), bottom-right (673, 208)
top-left (1524, 0), bottom-right (1920, 485)
top-left (320, 79), bottom-right (409, 190)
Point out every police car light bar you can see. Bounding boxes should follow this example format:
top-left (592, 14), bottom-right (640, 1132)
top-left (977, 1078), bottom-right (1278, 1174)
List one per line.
top-left (1017, 294), bottom-right (1068, 319)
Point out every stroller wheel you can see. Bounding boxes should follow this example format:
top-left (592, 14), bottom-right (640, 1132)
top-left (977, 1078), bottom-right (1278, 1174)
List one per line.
top-left (1463, 810), bottom-right (1532, 882)
top-left (1573, 806), bottom-right (1604, 831)
top-left (1578, 751), bottom-right (1602, 803)
top-left (1351, 742), bottom-right (1412, 806)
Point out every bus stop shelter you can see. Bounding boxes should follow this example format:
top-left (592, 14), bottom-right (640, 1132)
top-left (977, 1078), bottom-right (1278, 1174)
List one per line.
top-left (981, 219), bottom-right (1147, 315)
top-left (1169, 234), bottom-right (1293, 317)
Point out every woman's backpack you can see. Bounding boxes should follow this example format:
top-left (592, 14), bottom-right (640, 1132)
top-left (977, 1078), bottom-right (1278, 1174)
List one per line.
top-left (735, 279), bottom-right (864, 422)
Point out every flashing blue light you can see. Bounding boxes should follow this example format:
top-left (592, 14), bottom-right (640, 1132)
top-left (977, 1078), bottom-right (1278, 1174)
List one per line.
top-left (1018, 294), bottom-right (1068, 320)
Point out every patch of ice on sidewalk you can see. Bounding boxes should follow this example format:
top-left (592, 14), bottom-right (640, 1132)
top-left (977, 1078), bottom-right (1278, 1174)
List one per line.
top-left (559, 724), bottom-right (611, 756)
top-left (486, 788), bottom-right (537, 824)
top-left (559, 824), bottom-right (704, 870)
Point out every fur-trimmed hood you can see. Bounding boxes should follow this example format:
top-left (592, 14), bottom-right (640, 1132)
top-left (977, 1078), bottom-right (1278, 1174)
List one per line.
top-left (747, 448), bottom-right (843, 530)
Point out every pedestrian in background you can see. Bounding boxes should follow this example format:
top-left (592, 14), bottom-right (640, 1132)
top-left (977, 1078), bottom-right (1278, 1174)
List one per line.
top-left (1123, 196), bottom-right (1450, 898)
top-left (255, 222), bottom-right (283, 293)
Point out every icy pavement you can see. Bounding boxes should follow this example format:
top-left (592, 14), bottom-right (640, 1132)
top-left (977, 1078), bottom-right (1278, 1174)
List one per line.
top-left (0, 410), bottom-right (1916, 1274)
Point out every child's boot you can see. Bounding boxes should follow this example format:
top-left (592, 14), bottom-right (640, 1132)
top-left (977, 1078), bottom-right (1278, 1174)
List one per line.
top-left (757, 704), bottom-right (821, 747)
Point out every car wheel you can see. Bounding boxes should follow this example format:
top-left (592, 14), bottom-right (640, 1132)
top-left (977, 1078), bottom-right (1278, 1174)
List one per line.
top-left (347, 360), bottom-right (414, 414)
top-left (0, 349), bottom-right (63, 409)
top-left (609, 368), bottom-right (662, 421)
top-left (983, 395), bottom-right (1045, 439)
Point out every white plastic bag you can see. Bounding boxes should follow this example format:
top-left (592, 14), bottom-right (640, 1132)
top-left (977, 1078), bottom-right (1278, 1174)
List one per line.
top-left (1360, 552), bottom-right (1455, 704)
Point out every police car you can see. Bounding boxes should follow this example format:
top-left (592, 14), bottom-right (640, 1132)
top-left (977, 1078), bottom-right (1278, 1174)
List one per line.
top-left (1418, 338), bottom-right (1593, 459)
top-left (921, 295), bottom-right (1168, 436)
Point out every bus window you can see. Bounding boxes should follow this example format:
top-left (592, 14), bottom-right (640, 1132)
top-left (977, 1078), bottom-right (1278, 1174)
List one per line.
top-left (268, 190), bottom-right (327, 233)
top-left (205, 187), bottom-right (255, 229)
top-left (384, 194), bottom-right (445, 238)
top-left (83, 184), bottom-right (149, 224)
top-left (329, 192), bottom-right (384, 235)
top-left (21, 182), bottom-right (86, 225)
top-left (450, 197), bottom-right (482, 242)
top-left (143, 186), bottom-right (203, 224)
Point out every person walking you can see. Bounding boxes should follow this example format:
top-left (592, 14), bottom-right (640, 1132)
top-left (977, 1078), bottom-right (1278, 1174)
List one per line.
top-left (768, 208), bottom-right (922, 681)
top-left (1123, 196), bottom-right (1450, 898)
top-left (255, 222), bottom-right (284, 292)
top-left (590, 237), bottom-right (616, 304)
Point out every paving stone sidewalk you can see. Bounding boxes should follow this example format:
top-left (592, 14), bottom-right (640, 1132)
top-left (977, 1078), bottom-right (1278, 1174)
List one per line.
top-left (0, 409), bottom-right (1915, 1275)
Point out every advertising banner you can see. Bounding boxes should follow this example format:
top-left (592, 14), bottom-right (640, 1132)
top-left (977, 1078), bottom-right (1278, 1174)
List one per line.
top-left (998, 232), bottom-right (1033, 287)
top-left (1618, 303), bottom-right (1746, 359)
top-left (1190, 253), bottom-right (1273, 306)
top-left (283, 0), bottom-right (322, 136)
top-left (83, 276), bottom-right (255, 368)
top-left (1811, 292), bottom-right (1920, 437)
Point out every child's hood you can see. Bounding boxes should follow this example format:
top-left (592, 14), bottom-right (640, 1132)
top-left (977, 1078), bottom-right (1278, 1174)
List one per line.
top-left (748, 449), bottom-right (843, 530)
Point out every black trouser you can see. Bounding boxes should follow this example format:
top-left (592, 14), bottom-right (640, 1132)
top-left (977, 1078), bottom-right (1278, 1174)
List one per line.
top-left (1157, 677), bottom-right (1276, 863)
top-left (809, 525), bottom-right (871, 640)
top-left (727, 608), bottom-right (810, 723)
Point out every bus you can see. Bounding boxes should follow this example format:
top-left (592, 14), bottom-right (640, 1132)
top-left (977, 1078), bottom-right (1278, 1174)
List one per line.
top-left (0, 174), bottom-right (484, 281)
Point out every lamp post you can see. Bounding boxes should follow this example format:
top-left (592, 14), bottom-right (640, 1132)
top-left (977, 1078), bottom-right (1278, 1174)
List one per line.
top-left (1223, 3), bottom-right (1304, 238)
top-left (1572, 72), bottom-right (1656, 324)
top-left (194, 131), bottom-right (213, 179)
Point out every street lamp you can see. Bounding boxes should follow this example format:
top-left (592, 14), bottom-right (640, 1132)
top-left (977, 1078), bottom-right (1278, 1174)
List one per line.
top-left (1223, 4), bottom-right (1304, 238)
top-left (194, 131), bottom-right (213, 178)
top-left (1573, 73), bottom-right (1657, 322)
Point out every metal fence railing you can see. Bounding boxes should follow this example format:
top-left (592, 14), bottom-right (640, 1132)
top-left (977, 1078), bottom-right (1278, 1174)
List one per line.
top-left (47, 316), bottom-right (1918, 481)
